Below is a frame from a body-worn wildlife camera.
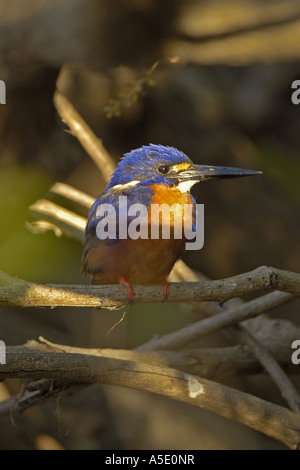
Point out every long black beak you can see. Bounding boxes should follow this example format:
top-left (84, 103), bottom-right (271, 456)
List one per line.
top-left (179, 164), bottom-right (262, 181)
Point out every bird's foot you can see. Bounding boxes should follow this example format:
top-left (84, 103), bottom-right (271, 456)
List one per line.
top-left (162, 279), bottom-right (169, 302)
top-left (119, 276), bottom-right (134, 305)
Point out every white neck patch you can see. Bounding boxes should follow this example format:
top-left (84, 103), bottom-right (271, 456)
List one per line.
top-left (176, 180), bottom-right (199, 193)
top-left (111, 180), bottom-right (140, 191)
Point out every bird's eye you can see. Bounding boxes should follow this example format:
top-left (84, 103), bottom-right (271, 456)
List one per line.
top-left (157, 164), bottom-right (170, 175)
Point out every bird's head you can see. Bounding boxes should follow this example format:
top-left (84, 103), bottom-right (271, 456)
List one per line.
top-left (107, 144), bottom-right (261, 192)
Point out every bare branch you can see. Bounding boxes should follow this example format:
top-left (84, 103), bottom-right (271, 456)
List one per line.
top-left (53, 91), bottom-right (115, 181)
top-left (169, 266), bottom-right (300, 413)
top-left (231, 325), bottom-right (300, 414)
top-left (50, 182), bottom-right (95, 210)
top-left (35, 335), bottom-right (300, 380)
top-left (1, 345), bottom-right (300, 449)
top-left (137, 290), bottom-right (294, 350)
top-left (171, 262), bottom-right (300, 412)
top-left (1, 265), bottom-right (297, 416)
top-left (0, 267), bottom-right (298, 309)
top-left (28, 199), bottom-right (86, 241)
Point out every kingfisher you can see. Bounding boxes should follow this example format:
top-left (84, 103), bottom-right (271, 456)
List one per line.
top-left (82, 144), bottom-right (261, 301)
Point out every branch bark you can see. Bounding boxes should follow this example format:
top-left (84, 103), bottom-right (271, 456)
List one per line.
top-left (137, 290), bottom-right (294, 350)
top-left (28, 199), bottom-right (86, 241)
top-left (0, 267), bottom-right (298, 309)
top-left (230, 324), bottom-right (300, 413)
top-left (33, 334), bottom-right (300, 378)
top-left (1, 345), bottom-right (300, 450)
top-left (54, 91), bottom-right (116, 180)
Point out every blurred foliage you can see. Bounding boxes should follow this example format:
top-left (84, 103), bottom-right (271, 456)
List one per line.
top-left (0, 164), bottom-right (51, 245)
top-left (103, 61), bottom-right (159, 118)
top-left (259, 144), bottom-right (300, 201)
top-left (0, 228), bottom-right (82, 283)
top-left (103, 58), bottom-right (179, 118)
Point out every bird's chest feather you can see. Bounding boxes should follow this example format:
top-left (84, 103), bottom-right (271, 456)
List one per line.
top-left (148, 184), bottom-right (195, 229)
top-left (84, 184), bottom-right (195, 284)
top-left (150, 184), bottom-right (194, 206)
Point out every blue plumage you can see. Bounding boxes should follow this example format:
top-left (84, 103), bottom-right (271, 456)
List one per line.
top-left (107, 144), bottom-right (192, 189)
top-left (82, 143), bottom-right (261, 299)
top-left (85, 184), bottom-right (154, 247)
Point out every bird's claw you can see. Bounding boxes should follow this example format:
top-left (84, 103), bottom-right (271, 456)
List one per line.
top-left (119, 276), bottom-right (134, 305)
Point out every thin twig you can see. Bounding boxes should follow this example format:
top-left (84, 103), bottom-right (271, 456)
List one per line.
top-left (231, 324), bottom-right (300, 414)
top-left (28, 199), bottom-right (86, 241)
top-left (53, 91), bottom-right (116, 180)
top-left (50, 182), bottom-right (95, 210)
top-left (137, 290), bottom-right (293, 350)
top-left (0, 379), bottom-right (81, 418)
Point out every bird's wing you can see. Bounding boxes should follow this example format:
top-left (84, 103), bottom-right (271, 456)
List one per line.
top-left (81, 185), bottom-right (154, 274)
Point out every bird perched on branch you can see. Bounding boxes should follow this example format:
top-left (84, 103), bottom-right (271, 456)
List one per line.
top-left (82, 144), bottom-right (261, 301)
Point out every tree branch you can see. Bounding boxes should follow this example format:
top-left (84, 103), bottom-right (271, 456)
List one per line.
top-left (230, 324), bottom-right (300, 413)
top-left (1, 345), bottom-right (300, 449)
top-left (53, 91), bottom-right (116, 181)
top-left (50, 182), bottom-right (95, 210)
top-left (0, 267), bottom-right (298, 309)
top-left (34, 335), bottom-right (300, 382)
top-left (28, 199), bottom-right (86, 241)
top-left (137, 291), bottom-right (294, 350)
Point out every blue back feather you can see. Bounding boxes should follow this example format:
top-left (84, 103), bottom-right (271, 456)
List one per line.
top-left (107, 144), bottom-right (191, 188)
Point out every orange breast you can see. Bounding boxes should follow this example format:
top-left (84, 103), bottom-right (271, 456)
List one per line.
top-left (149, 184), bottom-right (195, 234)
top-left (150, 184), bottom-right (193, 206)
